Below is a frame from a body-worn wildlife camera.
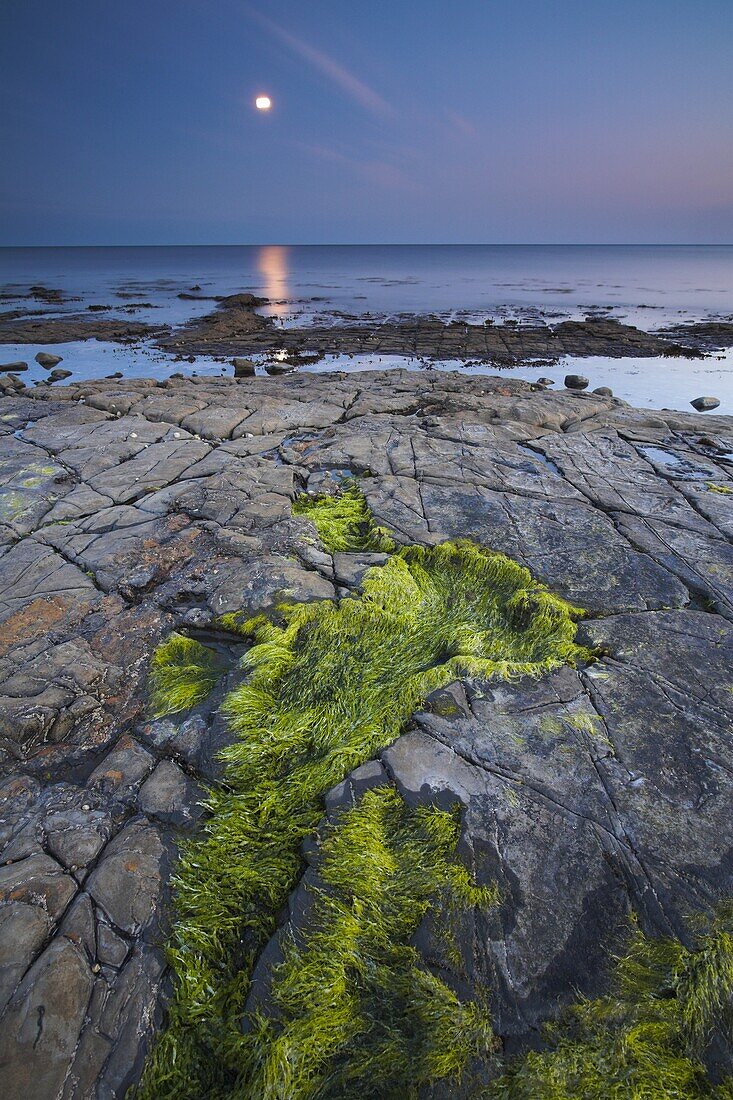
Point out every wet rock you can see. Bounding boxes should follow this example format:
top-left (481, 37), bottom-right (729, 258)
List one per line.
top-left (0, 361), bottom-right (28, 372)
top-left (231, 357), bottom-right (256, 377)
top-left (96, 922), bottom-right (130, 969)
top-left (264, 361), bottom-right (297, 375)
top-left (0, 902), bottom-right (51, 1013)
top-left (35, 352), bottom-right (63, 368)
top-left (90, 946), bottom-right (166, 1098)
top-left (48, 368), bottom-right (72, 383)
top-left (0, 373), bottom-right (26, 394)
top-left (138, 760), bottom-right (204, 829)
top-left (0, 937), bottom-right (94, 1098)
top-left (29, 286), bottom-right (65, 303)
top-left (564, 373), bottom-right (589, 389)
top-left (0, 853), bottom-right (77, 920)
top-left (691, 396), bottom-right (721, 411)
top-left (536, 376), bottom-right (554, 385)
top-left (593, 385), bottom-right (613, 396)
top-left (86, 736), bottom-right (155, 802)
top-left (85, 819), bottom-right (166, 937)
top-left (45, 809), bottom-right (111, 869)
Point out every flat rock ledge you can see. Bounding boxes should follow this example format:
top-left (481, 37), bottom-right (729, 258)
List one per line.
top-left (0, 369), bottom-right (732, 1098)
top-left (2, 291), bottom-right (733, 365)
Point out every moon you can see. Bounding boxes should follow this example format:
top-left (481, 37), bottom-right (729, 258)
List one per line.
top-left (255, 95), bottom-right (272, 111)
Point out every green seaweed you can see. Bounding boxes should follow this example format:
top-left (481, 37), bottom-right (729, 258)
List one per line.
top-left (490, 903), bottom-right (733, 1099)
top-left (148, 632), bottom-right (223, 718)
top-left (244, 785), bottom-right (497, 1099)
top-left (707, 483), bottom-right (733, 495)
top-left (139, 538), bottom-right (588, 1098)
top-left (292, 481), bottom-right (396, 552)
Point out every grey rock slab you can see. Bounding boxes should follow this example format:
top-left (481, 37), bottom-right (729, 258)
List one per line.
top-left (0, 901), bottom-right (51, 1014)
top-left (0, 538), bottom-right (99, 627)
top-left (85, 439), bottom-right (211, 504)
top-left (413, 479), bottom-right (688, 614)
top-left (0, 852), bottom-right (77, 920)
top-left (0, 435), bottom-right (70, 536)
top-left (0, 936), bottom-right (93, 1100)
top-left (679, 481), bottom-right (733, 539)
top-left (332, 551), bottom-right (389, 588)
top-left (138, 759), bottom-right (204, 829)
top-left (91, 946), bottom-right (166, 1099)
top-left (58, 891), bottom-right (96, 957)
top-left (367, 731), bottom-right (625, 1040)
top-left (207, 552), bottom-right (336, 616)
top-left (96, 921), bottom-right (130, 969)
top-left (231, 397), bottom-right (346, 437)
top-left (613, 511), bottom-right (733, 619)
top-left (179, 404), bottom-right (252, 440)
top-left (579, 611), bottom-right (733, 923)
top-left (44, 809), bottom-right (113, 869)
top-left (85, 819), bottom-right (166, 937)
top-left (532, 430), bottom-right (719, 527)
top-left (86, 735), bottom-right (155, 801)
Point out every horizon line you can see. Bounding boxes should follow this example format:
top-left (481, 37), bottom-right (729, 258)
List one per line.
top-left (1, 242), bottom-right (731, 249)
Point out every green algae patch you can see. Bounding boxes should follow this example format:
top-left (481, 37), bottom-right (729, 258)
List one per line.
top-left (708, 483), bottom-right (733, 495)
top-left (245, 785), bottom-right (498, 1099)
top-left (148, 632), bottom-right (223, 718)
top-left (490, 902), bottom-right (733, 1099)
top-left (292, 481), bottom-right (396, 552)
top-left (139, 540), bottom-right (588, 1098)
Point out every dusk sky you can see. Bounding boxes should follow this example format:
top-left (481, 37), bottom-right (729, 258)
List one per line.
top-left (1, 0), bottom-right (731, 245)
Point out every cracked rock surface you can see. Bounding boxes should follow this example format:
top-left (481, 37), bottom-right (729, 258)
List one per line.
top-left (0, 369), bottom-right (732, 1097)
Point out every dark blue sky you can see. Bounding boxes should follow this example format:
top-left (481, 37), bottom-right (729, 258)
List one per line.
top-left (1, 0), bottom-right (731, 244)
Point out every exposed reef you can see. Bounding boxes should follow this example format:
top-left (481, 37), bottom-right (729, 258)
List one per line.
top-left (157, 295), bottom-right (733, 363)
top-left (0, 370), bottom-right (732, 1097)
top-left (2, 290), bottom-right (732, 365)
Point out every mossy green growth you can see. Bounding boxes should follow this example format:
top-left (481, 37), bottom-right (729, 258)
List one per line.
top-left (148, 632), bottom-right (223, 718)
top-left (138, 539), bottom-right (588, 1099)
top-left (490, 902), bottom-right (733, 1099)
top-left (244, 785), bottom-right (498, 1099)
top-left (707, 483), bottom-right (733, 495)
top-left (292, 481), bottom-right (396, 552)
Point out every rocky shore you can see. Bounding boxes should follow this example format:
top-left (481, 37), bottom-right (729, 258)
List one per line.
top-left (2, 290), bottom-right (733, 366)
top-left (0, 369), bottom-right (732, 1097)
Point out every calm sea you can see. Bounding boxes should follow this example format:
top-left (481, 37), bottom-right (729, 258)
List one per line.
top-left (1, 246), bottom-right (731, 411)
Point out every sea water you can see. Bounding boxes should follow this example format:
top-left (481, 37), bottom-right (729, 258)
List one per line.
top-left (1, 245), bottom-right (731, 411)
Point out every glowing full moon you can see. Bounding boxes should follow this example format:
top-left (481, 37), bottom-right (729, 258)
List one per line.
top-left (255, 95), bottom-right (272, 111)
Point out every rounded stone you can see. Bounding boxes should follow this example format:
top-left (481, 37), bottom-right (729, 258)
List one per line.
top-left (231, 357), bottom-right (256, 377)
top-left (564, 374), bottom-right (589, 390)
top-left (690, 396), bottom-right (720, 412)
top-left (35, 352), bottom-right (63, 368)
top-left (593, 386), bottom-right (613, 397)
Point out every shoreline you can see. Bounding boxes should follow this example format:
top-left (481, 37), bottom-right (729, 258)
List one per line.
top-left (3, 290), bottom-right (733, 364)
